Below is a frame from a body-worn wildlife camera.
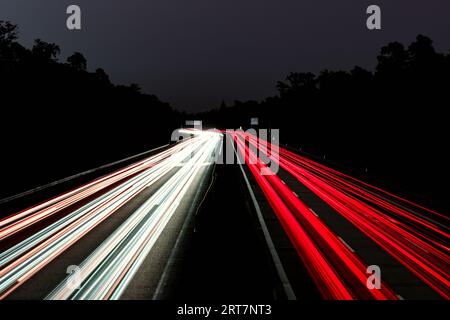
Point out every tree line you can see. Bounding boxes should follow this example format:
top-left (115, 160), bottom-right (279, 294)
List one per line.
top-left (1, 19), bottom-right (448, 211)
top-left (198, 35), bottom-right (450, 211)
top-left (0, 21), bottom-right (181, 198)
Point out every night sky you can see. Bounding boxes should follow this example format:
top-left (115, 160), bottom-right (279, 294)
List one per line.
top-left (1, 0), bottom-right (449, 111)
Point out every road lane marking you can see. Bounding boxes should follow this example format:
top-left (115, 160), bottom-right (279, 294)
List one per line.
top-left (338, 237), bottom-right (355, 253)
top-left (230, 135), bottom-right (296, 300)
top-left (309, 208), bottom-right (319, 217)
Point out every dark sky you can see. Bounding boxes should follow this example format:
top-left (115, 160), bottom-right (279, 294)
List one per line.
top-left (1, 1), bottom-right (449, 111)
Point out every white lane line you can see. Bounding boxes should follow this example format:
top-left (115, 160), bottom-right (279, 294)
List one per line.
top-left (338, 236), bottom-right (355, 253)
top-left (230, 135), bottom-right (297, 301)
top-left (217, 140), bottom-right (223, 157)
top-left (309, 208), bottom-right (319, 217)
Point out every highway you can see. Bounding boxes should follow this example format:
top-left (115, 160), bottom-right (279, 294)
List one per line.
top-left (230, 131), bottom-right (449, 300)
top-left (0, 129), bottom-right (448, 300)
top-left (0, 130), bottom-right (222, 299)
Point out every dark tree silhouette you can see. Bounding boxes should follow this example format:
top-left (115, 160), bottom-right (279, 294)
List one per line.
top-left (376, 42), bottom-right (408, 76)
top-left (197, 34), bottom-right (450, 212)
top-left (0, 21), bottom-right (181, 201)
top-left (0, 20), bottom-right (17, 44)
top-left (32, 39), bottom-right (60, 61)
top-left (0, 20), bottom-right (448, 212)
top-left (67, 52), bottom-right (87, 71)
top-left (94, 68), bottom-right (111, 84)
top-left (276, 72), bottom-right (317, 98)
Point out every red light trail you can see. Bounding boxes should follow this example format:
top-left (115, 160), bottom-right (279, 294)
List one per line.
top-left (232, 131), bottom-right (449, 299)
